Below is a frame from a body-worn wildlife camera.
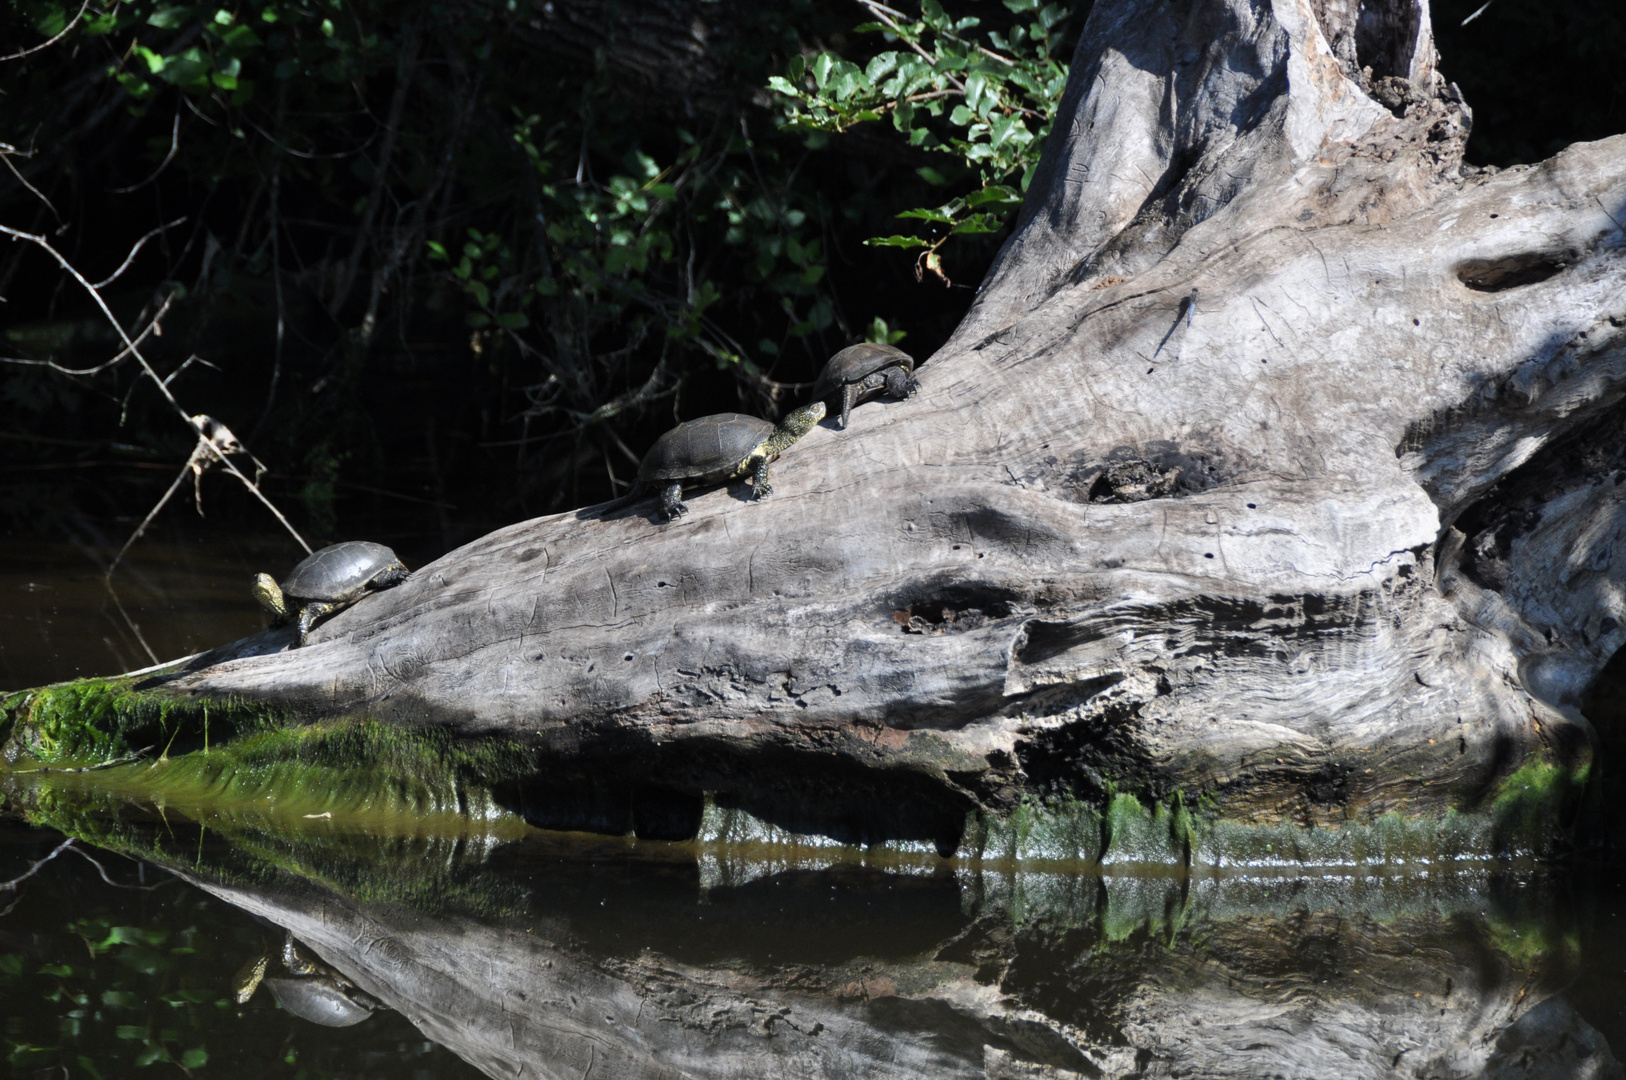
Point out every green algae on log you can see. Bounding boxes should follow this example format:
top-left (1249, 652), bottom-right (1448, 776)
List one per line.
top-left (7, 0), bottom-right (1626, 863)
top-left (0, 681), bottom-right (1592, 866)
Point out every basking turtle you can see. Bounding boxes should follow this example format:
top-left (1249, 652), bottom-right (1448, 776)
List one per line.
top-left (252, 540), bottom-right (409, 647)
top-left (812, 342), bottom-right (917, 428)
top-left (233, 931), bottom-right (382, 1028)
top-left (633, 401), bottom-right (825, 521)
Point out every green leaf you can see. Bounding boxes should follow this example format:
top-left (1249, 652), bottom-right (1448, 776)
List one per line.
top-left (467, 280), bottom-right (490, 307)
top-left (134, 1044), bottom-right (168, 1067)
top-left (864, 235), bottom-right (930, 248)
top-left (787, 53), bottom-right (805, 81)
top-left (897, 206), bottom-right (955, 223)
top-left (916, 165), bottom-right (948, 185)
top-left (865, 52), bottom-right (901, 85)
top-left (811, 53), bottom-right (835, 89)
top-left (951, 212), bottom-right (1003, 234)
top-left (965, 184), bottom-right (1022, 208)
top-left (495, 312), bottom-right (530, 330)
top-left (219, 24), bottom-right (262, 49)
top-left (147, 7), bottom-right (194, 30)
top-left (180, 1048), bottom-right (208, 1069)
top-left (426, 240), bottom-right (448, 260)
top-left (134, 45), bottom-right (166, 74)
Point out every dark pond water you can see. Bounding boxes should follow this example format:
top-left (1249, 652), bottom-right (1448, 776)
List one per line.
top-left (4, 529), bottom-right (1626, 1079)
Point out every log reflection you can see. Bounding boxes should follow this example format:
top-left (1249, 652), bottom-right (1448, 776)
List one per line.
top-left (179, 843), bottom-right (1626, 1075)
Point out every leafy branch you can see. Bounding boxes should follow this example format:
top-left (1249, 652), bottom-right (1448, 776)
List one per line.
top-left (768, 0), bottom-right (1071, 283)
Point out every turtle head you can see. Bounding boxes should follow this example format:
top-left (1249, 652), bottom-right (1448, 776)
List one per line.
top-left (780, 400), bottom-right (826, 437)
top-left (252, 573), bottom-right (289, 623)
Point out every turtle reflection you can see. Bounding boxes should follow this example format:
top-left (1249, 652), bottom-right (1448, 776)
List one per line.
top-left (234, 930), bottom-right (384, 1028)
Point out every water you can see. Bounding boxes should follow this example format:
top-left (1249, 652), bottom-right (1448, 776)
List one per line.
top-left (3, 530), bottom-right (1626, 1079)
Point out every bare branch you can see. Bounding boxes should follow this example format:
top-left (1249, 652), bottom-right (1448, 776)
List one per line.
top-left (0, 141), bottom-right (63, 222)
top-left (92, 216), bottom-right (187, 288)
top-left (0, 0), bottom-right (94, 63)
top-left (0, 224), bottom-right (313, 559)
top-left (110, 111), bottom-right (182, 194)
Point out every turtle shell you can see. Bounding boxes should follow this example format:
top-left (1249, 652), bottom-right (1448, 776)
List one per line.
top-left (812, 343), bottom-right (915, 401)
top-left (638, 413), bottom-right (774, 483)
top-left (280, 541), bottom-right (404, 603)
top-left (264, 977), bottom-right (377, 1028)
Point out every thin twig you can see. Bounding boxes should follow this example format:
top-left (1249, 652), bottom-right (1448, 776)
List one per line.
top-left (0, 0), bottom-right (93, 62)
top-left (110, 111), bottom-right (182, 194)
top-left (0, 142), bottom-right (62, 222)
top-left (0, 291), bottom-right (175, 376)
top-left (66, 845), bottom-right (170, 891)
top-left (0, 838), bottom-right (75, 892)
top-left (92, 216), bottom-right (187, 288)
top-left (0, 225), bottom-right (312, 555)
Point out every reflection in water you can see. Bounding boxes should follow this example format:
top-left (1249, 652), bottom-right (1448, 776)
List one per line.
top-left (234, 930), bottom-right (385, 1028)
top-left (2, 783), bottom-right (1622, 1079)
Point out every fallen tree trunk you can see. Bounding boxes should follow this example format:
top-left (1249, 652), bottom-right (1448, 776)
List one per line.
top-left (7, 0), bottom-right (1624, 856)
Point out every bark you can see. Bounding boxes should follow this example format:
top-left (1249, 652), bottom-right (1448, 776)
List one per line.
top-left (130, 0), bottom-right (1625, 848)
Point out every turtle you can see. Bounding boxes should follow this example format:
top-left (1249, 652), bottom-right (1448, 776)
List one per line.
top-left (811, 342), bottom-right (918, 428)
top-left (233, 931), bottom-right (382, 1028)
top-left (632, 401), bottom-right (825, 521)
top-left (252, 540), bottom-right (409, 647)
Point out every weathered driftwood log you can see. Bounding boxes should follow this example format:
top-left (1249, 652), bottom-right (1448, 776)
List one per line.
top-left (9, 0), bottom-right (1624, 854)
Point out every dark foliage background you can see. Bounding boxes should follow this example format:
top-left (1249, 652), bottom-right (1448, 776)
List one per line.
top-left (0, 0), bottom-right (1621, 563)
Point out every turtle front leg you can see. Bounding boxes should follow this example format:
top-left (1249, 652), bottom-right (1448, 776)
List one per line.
top-left (883, 364), bottom-right (918, 400)
top-left (838, 382), bottom-right (859, 429)
top-left (295, 601), bottom-right (336, 647)
top-left (659, 481), bottom-right (687, 521)
top-left (370, 563), bottom-right (410, 589)
top-left (750, 455), bottom-right (774, 501)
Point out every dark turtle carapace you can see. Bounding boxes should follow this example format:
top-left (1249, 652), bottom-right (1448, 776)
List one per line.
top-left (233, 932), bottom-right (382, 1028)
top-left (812, 342), bottom-right (917, 428)
top-left (252, 540), bottom-right (409, 647)
top-left (634, 401), bottom-right (825, 521)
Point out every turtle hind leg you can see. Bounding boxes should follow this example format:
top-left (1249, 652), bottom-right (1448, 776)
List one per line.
top-left (659, 481), bottom-right (687, 521)
top-left (295, 601), bottom-right (335, 647)
top-left (884, 365), bottom-right (918, 399)
top-left (839, 382), bottom-right (859, 428)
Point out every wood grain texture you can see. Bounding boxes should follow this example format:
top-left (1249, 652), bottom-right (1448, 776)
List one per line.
top-left (146, 0), bottom-right (1626, 845)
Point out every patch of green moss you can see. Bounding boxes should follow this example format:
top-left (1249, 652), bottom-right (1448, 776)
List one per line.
top-left (3, 677), bottom-right (285, 767)
top-left (961, 795), bottom-right (1103, 863)
top-left (1102, 790), bottom-right (1195, 866)
top-left (33, 717), bottom-right (540, 831)
top-left (1489, 759), bottom-right (1590, 855)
